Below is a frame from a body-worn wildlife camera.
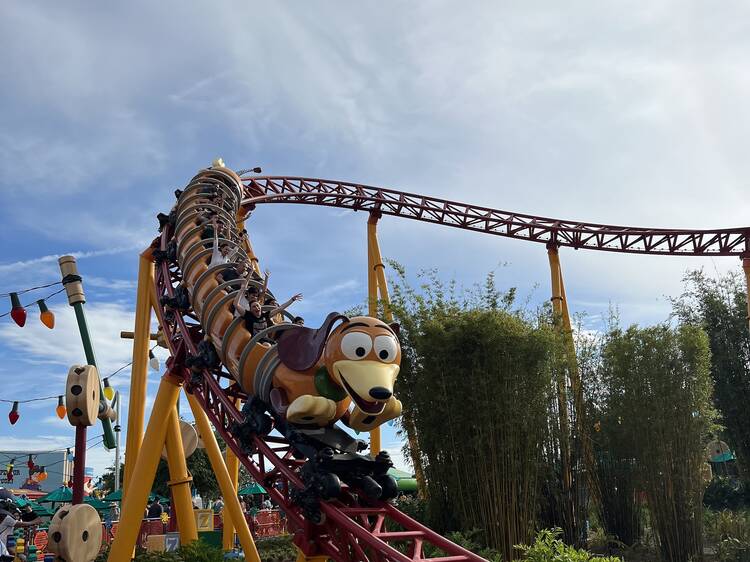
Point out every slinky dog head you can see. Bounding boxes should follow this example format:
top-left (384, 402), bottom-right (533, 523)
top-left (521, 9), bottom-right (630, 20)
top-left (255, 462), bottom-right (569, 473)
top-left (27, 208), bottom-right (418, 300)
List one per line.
top-left (277, 313), bottom-right (401, 415)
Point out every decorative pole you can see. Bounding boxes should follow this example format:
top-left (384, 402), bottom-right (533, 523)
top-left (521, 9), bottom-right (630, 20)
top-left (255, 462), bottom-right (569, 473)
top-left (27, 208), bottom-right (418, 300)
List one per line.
top-left (58, 256), bottom-right (115, 504)
top-left (114, 390), bottom-right (121, 491)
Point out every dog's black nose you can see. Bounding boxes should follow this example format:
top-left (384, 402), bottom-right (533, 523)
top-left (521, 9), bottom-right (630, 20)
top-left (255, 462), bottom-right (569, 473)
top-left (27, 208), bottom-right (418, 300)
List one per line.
top-left (369, 387), bottom-right (392, 400)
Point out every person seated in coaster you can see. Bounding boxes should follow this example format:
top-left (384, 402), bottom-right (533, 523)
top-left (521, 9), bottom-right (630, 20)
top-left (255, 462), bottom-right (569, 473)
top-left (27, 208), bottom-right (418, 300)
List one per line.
top-left (232, 270), bottom-right (269, 318)
top-left (209, 225), bottom-right (240, 267)
top-left (219, 259), bottom-right (251, 284)
top-left (234, 273), bottom-right (302, 341)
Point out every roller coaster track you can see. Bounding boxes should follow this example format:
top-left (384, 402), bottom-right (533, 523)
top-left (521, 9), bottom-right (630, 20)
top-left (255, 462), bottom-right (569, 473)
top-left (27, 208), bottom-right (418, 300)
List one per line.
top-left (155, 169), bottom-right (485, 562)
top-left (241, 177), bottom-right (750, 257)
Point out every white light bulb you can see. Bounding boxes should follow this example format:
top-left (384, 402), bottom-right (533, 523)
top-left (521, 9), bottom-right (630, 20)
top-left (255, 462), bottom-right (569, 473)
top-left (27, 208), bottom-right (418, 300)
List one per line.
top-left (149, 350), bottom-right (160, 372)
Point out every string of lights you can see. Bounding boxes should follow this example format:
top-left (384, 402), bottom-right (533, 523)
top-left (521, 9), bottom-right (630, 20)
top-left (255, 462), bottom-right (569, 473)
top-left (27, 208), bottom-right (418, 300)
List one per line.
top-left (0, 286), bottom-right (65, 327)
top-left (0, 281), bottom-right (62, 298)
top-left (1, 435), bottom-right (106, 485)
top-left (0, 344), bottom-right (159, 424)
top-left (0, 434), bottom-right (104, 463)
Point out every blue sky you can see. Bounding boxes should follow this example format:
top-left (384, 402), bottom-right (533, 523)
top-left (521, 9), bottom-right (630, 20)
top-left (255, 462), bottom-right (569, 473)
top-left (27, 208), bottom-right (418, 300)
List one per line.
top-left (1, 1), bottom-right (750, 478)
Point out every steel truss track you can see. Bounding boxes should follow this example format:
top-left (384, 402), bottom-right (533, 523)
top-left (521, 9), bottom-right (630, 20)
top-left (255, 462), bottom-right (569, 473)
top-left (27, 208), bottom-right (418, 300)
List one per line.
top-left (241, 177), bottom-right (750, 257)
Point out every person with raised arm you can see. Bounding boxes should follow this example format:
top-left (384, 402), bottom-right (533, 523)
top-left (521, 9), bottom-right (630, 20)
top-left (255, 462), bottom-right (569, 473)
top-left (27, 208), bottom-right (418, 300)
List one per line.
top-left (209, 218), bottom-right (240, 267)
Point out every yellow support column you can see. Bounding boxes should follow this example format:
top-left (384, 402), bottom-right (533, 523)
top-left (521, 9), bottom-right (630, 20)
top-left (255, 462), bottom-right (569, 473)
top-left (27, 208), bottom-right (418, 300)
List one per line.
top-left (222, 399), bottom-right (241, 551)
top-left (187, 394), bottom-right (260, 562)
top-left (367, 218), bottom-right (378, 317)
top-left (367, 214), bottom-right (384, 456)
top-left (109, 374), bottom-right (182, 562)
top-left (367, 213), bottom-right (393, 322)
top-left (368, 212), bottom-right (428, 495)
top-left (164, 407), bottom-right (198, 545)
top-left (123, 250), bottom-right (155, 494)
top-left (296, 551), bottom-right (329, 562)
top-left (546, 245), bottom-right (573, 516)
top-left (237, 213), bottom-right (261, 276)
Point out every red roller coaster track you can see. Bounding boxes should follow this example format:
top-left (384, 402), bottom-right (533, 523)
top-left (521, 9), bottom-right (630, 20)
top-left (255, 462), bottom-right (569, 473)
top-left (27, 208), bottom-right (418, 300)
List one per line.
top-left (241, 177), bottom-right (750, 257)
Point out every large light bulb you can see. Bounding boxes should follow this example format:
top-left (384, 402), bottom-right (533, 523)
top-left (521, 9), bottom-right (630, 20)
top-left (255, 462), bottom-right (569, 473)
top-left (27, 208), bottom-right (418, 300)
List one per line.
top-left (56, 396), bottom-right (67, 419)
top-left (103, 378), bottom-right (115, 401)
top-left (149, 350), bottom-right (160, 372)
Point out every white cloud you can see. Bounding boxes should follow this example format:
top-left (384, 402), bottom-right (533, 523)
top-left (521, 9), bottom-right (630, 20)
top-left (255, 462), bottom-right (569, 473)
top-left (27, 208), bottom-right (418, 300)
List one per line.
top-left (0, 301), bottom-right (145, 389)
top-left (0, 247), bottom-right (141, 274)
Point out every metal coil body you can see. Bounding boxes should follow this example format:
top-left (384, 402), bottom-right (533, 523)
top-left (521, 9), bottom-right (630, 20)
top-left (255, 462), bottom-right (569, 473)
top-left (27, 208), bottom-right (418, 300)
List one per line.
top-left (174, 167), bottom-right (272, 396)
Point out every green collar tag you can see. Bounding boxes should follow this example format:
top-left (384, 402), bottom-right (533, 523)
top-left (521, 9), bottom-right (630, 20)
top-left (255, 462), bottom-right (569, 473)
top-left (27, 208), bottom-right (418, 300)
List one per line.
top-left (314, 367), bottom-right (348, 402)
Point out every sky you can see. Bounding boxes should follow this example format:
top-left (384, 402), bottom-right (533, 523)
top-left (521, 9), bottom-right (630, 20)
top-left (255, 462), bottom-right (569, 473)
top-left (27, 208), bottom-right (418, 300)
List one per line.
top-left (1, 1), bottom-right (750, 480)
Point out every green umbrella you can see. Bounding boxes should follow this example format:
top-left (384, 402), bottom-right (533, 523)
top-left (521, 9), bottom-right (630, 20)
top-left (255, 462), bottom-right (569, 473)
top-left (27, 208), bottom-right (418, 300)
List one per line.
top-left (103, 489), bottom-right (122, 502)
top-left (238, 483), bottom-right (266, 496)
top-left (39, 487), bottom-right (73, 503)
top-left (387, 468), bottom-right (414, 480)
top-left (29, 501), bottom-right (55, 517)
top-left (83, 496), bottom-right (110, 512)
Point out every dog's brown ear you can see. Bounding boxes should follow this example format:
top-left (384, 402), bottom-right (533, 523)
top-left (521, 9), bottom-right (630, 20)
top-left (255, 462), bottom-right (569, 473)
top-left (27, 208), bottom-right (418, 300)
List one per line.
top-left (277, 312), bottom-right (348, 371)
top-left (389, 322), bottom-right (401, 337)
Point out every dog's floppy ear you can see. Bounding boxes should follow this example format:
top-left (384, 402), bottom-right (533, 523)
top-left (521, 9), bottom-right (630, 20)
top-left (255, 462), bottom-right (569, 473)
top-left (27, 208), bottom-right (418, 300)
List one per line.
top-left (277, 312), bottom-right (348, 371)
top-left (389, 322), bottom-right (400, 337)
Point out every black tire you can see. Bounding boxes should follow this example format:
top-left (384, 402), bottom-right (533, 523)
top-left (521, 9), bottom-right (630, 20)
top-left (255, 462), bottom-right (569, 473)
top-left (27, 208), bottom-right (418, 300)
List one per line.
top-left (361, 475), bottom-right (383, 500)
top-left (376, 475), bottom-right (399, 501)
top-left (316, 473), bottom-right (342, 500)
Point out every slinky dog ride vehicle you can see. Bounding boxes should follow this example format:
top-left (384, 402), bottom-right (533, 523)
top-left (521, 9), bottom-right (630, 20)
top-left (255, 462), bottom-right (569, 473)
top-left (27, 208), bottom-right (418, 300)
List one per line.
top-left (162, 165), bottom-right (402, 518)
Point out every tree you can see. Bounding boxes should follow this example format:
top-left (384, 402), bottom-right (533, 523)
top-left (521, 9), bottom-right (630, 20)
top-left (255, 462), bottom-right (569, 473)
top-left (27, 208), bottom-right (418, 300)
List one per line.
top-left (672, 269), bottom-right (750, 481)
top-left (152, 448), bottom-right (221, 502)
top-left (389, 265), bottom-right (564, 560)
top-left (598, 323), bottom-right (715, 562)
top-left (100, 463), bottom-right (125, 495)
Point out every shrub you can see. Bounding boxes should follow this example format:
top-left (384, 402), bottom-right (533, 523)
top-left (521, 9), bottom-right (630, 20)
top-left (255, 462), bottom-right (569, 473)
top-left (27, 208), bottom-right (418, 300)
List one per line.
top-left (514, 528), bottom-right (621, 562)
top-left (256, 535), bottom-right (297, 562)
top-left (705, 478), bottom-right (750, 511)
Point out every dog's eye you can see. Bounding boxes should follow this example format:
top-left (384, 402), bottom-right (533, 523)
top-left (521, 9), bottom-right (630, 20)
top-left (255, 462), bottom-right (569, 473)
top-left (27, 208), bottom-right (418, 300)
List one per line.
top-left (373, 335), bottom-right (398, 363)
top-left (341, 332), bottom-right (372, 361)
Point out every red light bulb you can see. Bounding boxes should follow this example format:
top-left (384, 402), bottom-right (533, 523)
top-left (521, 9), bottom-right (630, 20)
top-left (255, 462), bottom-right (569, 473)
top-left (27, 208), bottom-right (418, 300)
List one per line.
top-left (9, 293), bottom-right (26, 327)
top-left (8, 401), bottom-right (19, 425)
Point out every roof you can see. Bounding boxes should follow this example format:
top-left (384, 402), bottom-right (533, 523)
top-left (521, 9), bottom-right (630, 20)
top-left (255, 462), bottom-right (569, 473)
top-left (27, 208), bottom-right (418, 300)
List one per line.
top-left (238, 483), bottom-right (266, 496)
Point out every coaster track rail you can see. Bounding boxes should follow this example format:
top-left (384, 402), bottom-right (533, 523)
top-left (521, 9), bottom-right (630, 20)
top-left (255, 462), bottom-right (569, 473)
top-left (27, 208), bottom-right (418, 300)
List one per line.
top-left (241, 177), bottom-right (750, 257)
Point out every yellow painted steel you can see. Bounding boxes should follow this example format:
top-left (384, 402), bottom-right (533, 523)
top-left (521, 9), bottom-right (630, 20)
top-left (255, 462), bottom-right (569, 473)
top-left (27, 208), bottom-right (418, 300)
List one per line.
top-left (187, 393), bottom-right (261, 562)
top-left (123, 251), bottom-right (155, 494)
top-left (237, 214), bottom-right (261, 275)
top-left (366, 217), bottom-right (385, 456)
top-left (108, 375), bottom-right (182, 562)
top-left (547, 246), bottom-right (601, 523)
top-left (367, 221), bottom-right (378, 317)
top-left (164, 407), bottom-right (198, 544)
top-left (546, 246), bottom-right (573, 507)
top-left (296, 550), bottom-right (329, 562)
top-left (743, 258), bottom-right (750, 335)
top-left (367, 216), bottom-right (393, 322)
top-left (222, 399), bottom-right (241, 551)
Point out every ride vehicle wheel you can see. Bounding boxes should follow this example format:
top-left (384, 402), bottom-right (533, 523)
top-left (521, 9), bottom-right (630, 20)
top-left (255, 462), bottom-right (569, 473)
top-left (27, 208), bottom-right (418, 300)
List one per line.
top-left (376, 474), bottom-right (399, 501)
top-left (314, 472), bottom-right (342, 500)
top-left (360, 475), bottom-right (383, 500)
